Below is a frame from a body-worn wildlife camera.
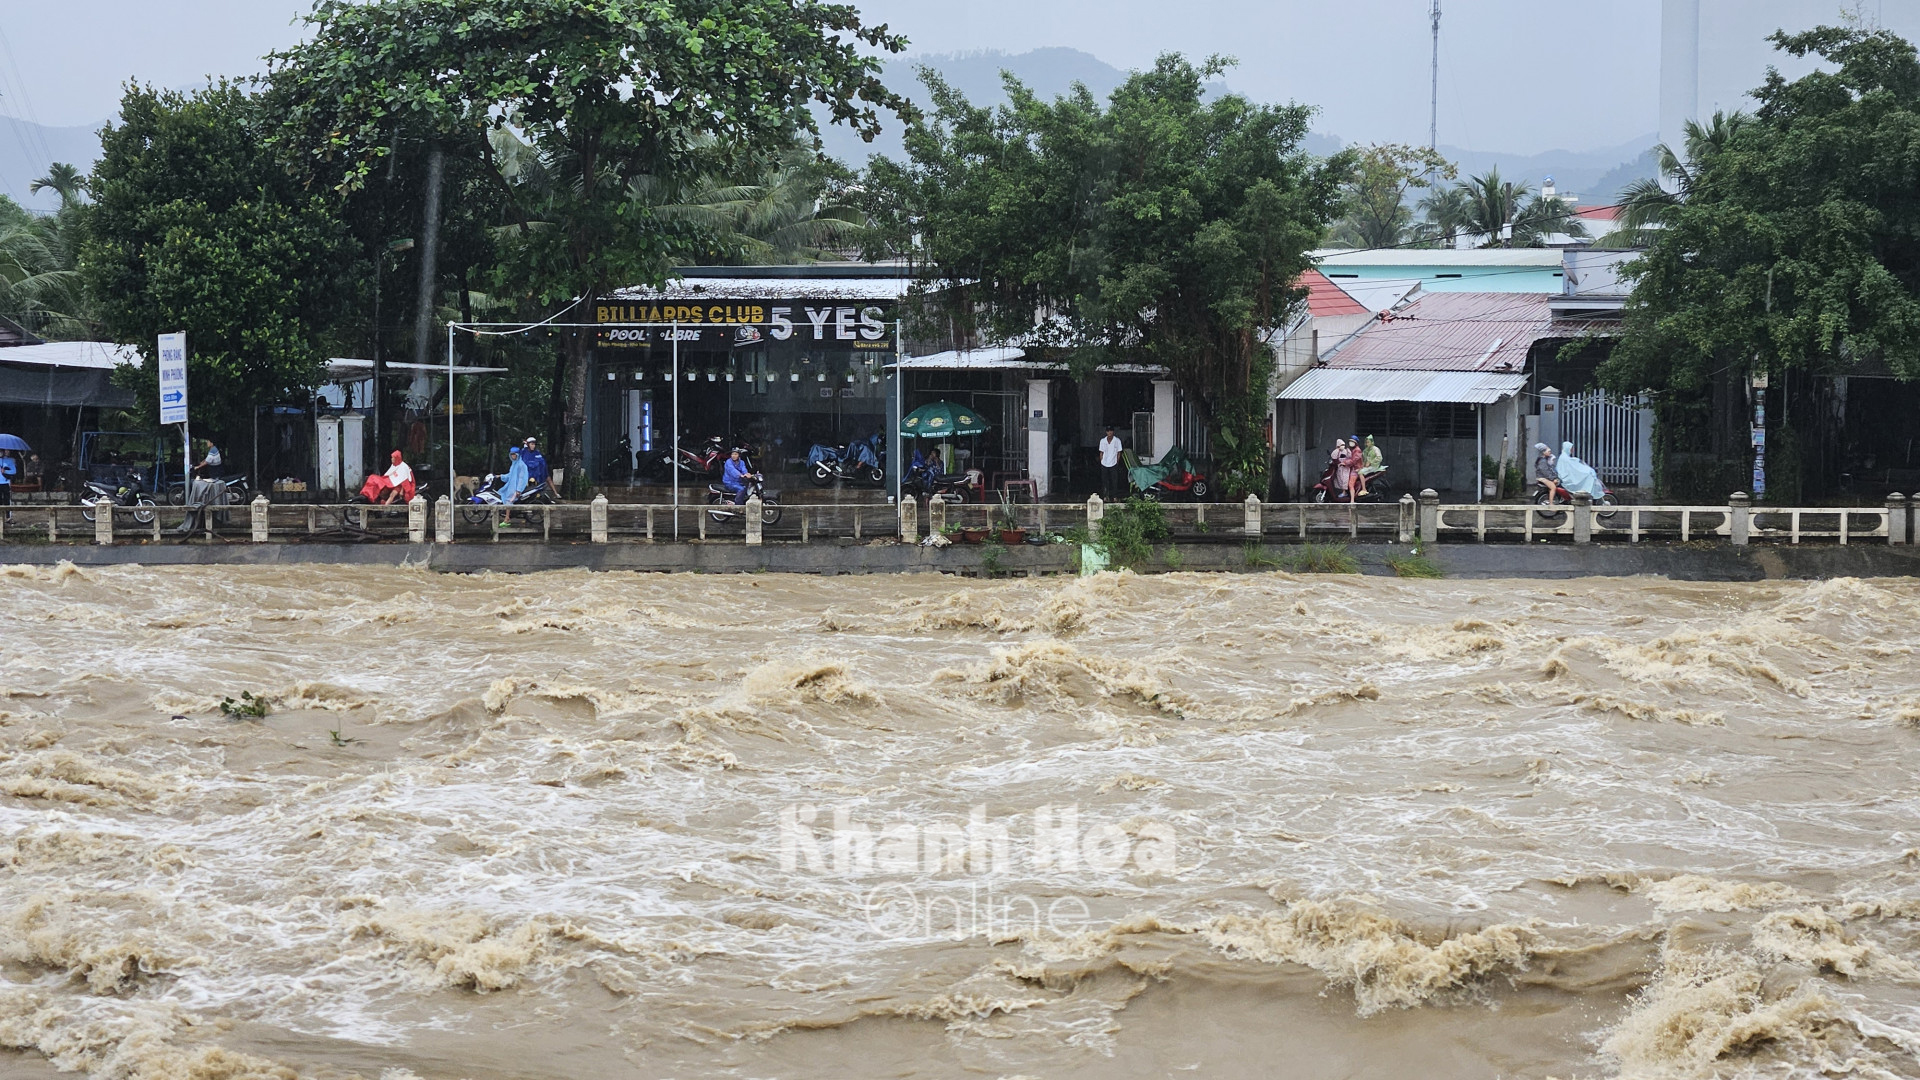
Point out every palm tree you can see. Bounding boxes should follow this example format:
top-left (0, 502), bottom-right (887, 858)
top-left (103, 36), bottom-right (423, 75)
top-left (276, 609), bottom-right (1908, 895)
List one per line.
top-left (29, 162), bottom-right (87, 208)
top-left (657, 149), bottom-right (874, 264)
top-left (1425, 168), bottom-right (1587, 248)
top-left (0, 207), bottom-right (89, 339)
top-left (1597, 111), bottom-right (1751, 249)
top-left (1416, 185), bottom-right (1472, 248)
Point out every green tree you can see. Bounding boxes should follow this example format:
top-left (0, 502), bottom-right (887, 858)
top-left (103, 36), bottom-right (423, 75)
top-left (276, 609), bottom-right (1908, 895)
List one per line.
top-left (0, 196), bottom-right (91, 340)
top-left (1326, 143), bottom-right (1454, 249)
top-left (1416, 183), bottom-right (1472, 248)
top-left (1443, 168), bottom-right (1587, 248)
top-left (267, 0), bottom-right (909, 476)
top-left (869, 55), bottom-right (1350, 496)
top-left (1596, 111), bottom-right (1753, 249)
top-left (83, 82), bottom-right (361, 445)
top-left (669, 147), bottom-right (875, 264)
top-left (1605, 25), bottom-right (1920, 396)
top-left (29, 163), bottom-right (88, 208)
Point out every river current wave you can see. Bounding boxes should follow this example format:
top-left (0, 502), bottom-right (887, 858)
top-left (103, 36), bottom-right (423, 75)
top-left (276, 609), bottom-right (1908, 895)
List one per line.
top-left (3, 563), bottom-right (1919, 1078)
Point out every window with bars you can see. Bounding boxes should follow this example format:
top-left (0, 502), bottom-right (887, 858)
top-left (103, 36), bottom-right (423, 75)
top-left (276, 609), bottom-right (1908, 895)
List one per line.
top-left (1354, 401), bottom-right (1478, 439)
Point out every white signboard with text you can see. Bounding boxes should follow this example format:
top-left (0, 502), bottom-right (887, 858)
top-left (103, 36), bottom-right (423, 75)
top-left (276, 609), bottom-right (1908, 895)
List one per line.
top-left (158, 332), bottom-right (188, 425)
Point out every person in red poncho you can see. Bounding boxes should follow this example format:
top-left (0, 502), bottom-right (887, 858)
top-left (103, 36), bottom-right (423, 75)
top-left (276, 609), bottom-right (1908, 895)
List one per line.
top-left (360, 450), bottom-right (416, 505)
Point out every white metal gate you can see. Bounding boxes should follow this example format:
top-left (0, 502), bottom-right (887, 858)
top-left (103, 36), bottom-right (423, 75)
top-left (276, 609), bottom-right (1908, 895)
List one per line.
top-left (1560, 388), bottom-right (1651, 485)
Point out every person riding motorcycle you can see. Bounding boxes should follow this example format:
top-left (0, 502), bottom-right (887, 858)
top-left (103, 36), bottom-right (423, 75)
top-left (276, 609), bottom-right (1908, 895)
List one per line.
top-left (721, 449), bottom-right (758, 505)
top-left (520, 437), bottom-right (551, 497)
top-left (1533, 443), bottom-right (1562, 505)
top-left (1358, 435), bottom-right (1385, 497)
top-left (496, 446), bottom-right (529, 527)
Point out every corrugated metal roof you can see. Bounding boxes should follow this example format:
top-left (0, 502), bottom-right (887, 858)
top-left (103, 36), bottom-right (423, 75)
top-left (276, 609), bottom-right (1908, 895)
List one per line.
top-left (1313, 248), bottom-right (1565, 267)
top-left (1322, 292), bottom-right (1555, 372)
top-left (1278, 369), bottom-right (1529, 404)
top-left (1300, 268), bottom-right (1368, 317)
top-left (0, 340), bottom-right (142, 371)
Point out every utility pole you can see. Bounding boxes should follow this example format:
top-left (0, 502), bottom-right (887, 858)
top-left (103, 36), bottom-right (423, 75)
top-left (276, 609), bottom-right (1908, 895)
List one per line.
top-left (1429, 0), bottom-right (1442, 152)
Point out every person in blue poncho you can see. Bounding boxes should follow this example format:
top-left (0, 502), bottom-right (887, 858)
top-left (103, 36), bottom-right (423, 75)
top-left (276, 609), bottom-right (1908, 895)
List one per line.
top-left (520, 437), bottom-right (550, 497)
top-left (498, 445), bottom-right (529, 527)
top-left (1554, 441), bottom-right (1606, 500)
top-left (721, 448), bottom-right (758, 505)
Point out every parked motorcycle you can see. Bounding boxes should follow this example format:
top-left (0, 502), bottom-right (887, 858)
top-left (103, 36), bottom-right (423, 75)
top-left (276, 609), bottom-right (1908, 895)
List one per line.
top-left (166, 473), bottom-right (252, 506)
top-left (808, 434), bottom-right (885, 487)
top-left (706, 475), bottom-right (782, 525)
top-left (643, 434), bottom-right (730, 481)
top-left (1131, 446), bottom-right (1211, 501)
top-left (80, 476), bottom-right (157, 524)
top-left (902, 455), bottom-right (973, 503)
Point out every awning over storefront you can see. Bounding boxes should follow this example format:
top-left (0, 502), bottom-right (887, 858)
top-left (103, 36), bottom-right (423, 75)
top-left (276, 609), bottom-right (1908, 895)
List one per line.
top-left (893, 347), bottom-right (1035, 370)
top-left (1278, 368), bottom-right (1528, 404)
top-left (890, 348), bottom-right (1170, 376)
top-left (0, 340), bottom-right (141, 408)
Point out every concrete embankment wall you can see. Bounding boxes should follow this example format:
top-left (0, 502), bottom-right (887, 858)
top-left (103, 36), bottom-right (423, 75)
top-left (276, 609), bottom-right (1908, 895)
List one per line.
top-left (3, 540), bottom-right (1918, 581)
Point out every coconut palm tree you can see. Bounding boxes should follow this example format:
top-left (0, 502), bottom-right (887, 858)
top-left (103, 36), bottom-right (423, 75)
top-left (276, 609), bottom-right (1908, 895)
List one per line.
top-left (1423, 168), bottom-right (1586, 248)
top-left (1597, 111), bottom-right (1752, 249)
top-left (0, 197), bottom-right (90, 338)
top-left (1416, 184), bottom-right (1473, 247)
top-left (661, 148), bottom-right (873, 264)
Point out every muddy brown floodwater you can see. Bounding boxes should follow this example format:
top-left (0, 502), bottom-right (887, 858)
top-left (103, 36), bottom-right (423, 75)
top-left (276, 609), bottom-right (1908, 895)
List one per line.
top-left (2, 562), bottom-right (1920, 1079)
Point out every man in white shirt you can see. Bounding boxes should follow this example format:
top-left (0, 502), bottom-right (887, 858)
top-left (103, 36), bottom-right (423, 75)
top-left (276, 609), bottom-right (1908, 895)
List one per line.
top-left (1098, 426), bottom-right (1125, 498)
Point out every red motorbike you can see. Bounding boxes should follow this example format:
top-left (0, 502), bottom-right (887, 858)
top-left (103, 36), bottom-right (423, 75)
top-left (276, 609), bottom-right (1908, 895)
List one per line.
top-left (1131, 446), bottom-right (1211, 501)
top-left (1311, 461), bottom-right (1391, 503)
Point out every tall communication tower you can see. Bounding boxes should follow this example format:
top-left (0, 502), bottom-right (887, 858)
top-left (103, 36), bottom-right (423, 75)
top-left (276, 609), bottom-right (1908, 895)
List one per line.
top-left (1429, 0), bottom-right (1442, 151)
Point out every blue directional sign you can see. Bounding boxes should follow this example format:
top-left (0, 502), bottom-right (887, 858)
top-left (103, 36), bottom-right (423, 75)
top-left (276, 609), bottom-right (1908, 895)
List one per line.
top-left (158, 332), bottom-right (187, 425)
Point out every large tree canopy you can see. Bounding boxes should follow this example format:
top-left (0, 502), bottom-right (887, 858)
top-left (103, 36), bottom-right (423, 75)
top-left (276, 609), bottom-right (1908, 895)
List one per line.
top-left (1605, 25), bottom-right (1920, 394)
top-left (868, 55), bottom-right (1349, 495)
top-left (267, 0), bottom-right (909, 474)
top-left (83, 82), bottom-right (360, 442)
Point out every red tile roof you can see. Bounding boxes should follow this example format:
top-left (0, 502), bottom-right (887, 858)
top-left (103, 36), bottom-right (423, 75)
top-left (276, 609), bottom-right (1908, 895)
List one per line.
top-left (1300, 268), bottom-right (1369, 317)
top-left (1322, 292), bottom-right (1557, 372)
top-left (1576, 205), bottom-right (1622, 221)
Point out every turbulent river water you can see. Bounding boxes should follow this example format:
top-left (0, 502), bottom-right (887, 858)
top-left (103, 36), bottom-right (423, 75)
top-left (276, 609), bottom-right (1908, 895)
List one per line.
top-left (3, 562), bottom-right (1920, 1079)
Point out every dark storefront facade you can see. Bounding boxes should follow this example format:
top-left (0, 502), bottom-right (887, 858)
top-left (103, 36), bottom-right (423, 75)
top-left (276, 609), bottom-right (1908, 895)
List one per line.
top-left (587, 269), bottom-right (906, 485)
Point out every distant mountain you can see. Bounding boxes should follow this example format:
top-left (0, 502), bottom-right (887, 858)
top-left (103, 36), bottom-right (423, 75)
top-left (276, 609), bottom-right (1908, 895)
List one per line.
top-left (1433, 135), bottom-right (1660, 204)
top-left (816, 47), bottom-right (1343, 167)
top-left (0, 115), bottom-right (105, 212)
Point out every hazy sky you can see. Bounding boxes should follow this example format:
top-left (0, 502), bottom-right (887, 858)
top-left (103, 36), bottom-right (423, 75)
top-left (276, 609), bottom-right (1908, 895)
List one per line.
top-left (0, 0), bottom-right (1752, 156)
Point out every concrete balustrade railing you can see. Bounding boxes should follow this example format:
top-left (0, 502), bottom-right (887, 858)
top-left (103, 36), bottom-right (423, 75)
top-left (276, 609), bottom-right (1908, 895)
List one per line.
top-left (24, 491), bottom-right (1917, 549)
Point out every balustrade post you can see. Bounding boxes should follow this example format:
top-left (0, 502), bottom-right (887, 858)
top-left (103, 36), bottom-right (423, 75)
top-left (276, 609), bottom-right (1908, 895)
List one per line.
top-left (1398, 494), bottom-right (1416, 544)
top-left (434, 496), bottom-right (453, 543)
top-left (1243, 493), bottom-right (1261, 537)
top-left (928, 495), bottom-right (946, 537)
top-left (590, 494), bottom-right (609, 543)
top-left (1418, 489), bottom-right (1439, 544)
top-left (1087, 494), bottom-right (1105, 540)
top-left (1572, 491), bottom-right (1593, 544)
top-left (899, 495), bottom-right (918, 545)
top-left (1730, 492), bottom-right (1751, 546)
top-left (1888, 493), bottom-right (1908, 545)
top-left (407, 496), bottom-right (427, 543)
top-left (745, 495), bottom-right (764, 545)
top-left (95, 500), bottom-right (114, 545)
top-left (250, 495), bottom-right (270, 542)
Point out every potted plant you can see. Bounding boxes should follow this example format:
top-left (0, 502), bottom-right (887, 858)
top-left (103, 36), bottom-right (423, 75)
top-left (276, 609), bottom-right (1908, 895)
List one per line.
top-left (993, 491), bottom-right (1028, 545)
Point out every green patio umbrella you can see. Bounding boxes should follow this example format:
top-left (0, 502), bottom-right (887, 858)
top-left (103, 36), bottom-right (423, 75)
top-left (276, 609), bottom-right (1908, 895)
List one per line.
top-left (899, 400), bottom-right (991, 439)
